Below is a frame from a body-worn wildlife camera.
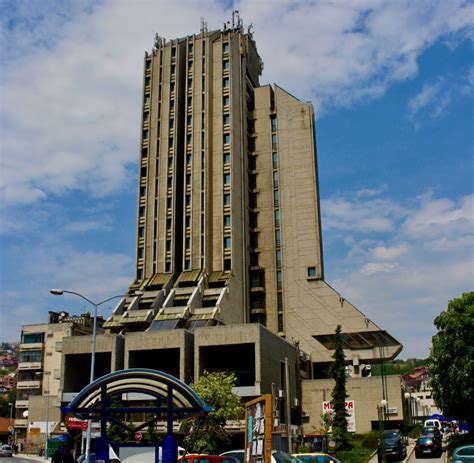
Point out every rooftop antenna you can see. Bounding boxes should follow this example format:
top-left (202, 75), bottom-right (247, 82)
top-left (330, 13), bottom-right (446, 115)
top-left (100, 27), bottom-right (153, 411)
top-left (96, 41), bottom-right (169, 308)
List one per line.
top-left (154, 33), bottom-right (163, 50)
top-left (247, 22), bottom-right (254, 38)
top-left (200, 17), bottom-right (207, 35)
top-left (232, 10), bottom-right (239, 29)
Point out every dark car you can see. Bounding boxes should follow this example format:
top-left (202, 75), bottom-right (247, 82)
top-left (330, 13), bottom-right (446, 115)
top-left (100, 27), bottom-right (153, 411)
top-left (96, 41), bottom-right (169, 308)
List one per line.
top-left (421, 426), bottom-right (443, 443)
top-left (451, 445), bottom-right (474, 462)
top-left (377, 430), bottom-right (407, 462)
top-left (415, 436), bottom-right (442, 458)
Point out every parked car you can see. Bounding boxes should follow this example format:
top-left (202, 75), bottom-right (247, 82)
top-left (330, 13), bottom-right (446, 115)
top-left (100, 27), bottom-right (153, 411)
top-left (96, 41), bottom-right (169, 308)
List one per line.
top-left (451, 445), bottom-right (474, 462)
top-left (421, 426), bottom-right (443, 444)
top-left (220, 450), bottom-right (300, 463)
top-left (377, 430), bottom-right (407, 462)
top-left (0, 445), bottom-right (13, 458)
top-left (415, 436), bottom-right (442, 458)
top-left (182, 455), bottom-right (240, 463)
top-left (292, 452), bottom-right (341, 463)
top-left (424, 419), bottom-right (442, 430)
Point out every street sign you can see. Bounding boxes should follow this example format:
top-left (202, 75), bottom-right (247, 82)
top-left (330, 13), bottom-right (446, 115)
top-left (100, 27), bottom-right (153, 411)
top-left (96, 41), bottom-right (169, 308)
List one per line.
top-left (66, 416), bottom-right (88, 430)
top-left (134, 431), bottom-right (143, 442)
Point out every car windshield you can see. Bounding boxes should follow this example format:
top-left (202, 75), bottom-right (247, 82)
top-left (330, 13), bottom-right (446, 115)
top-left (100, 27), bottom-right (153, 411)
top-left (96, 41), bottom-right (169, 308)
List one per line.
top-left (384, 438), bottom-right (399, 446)
top-left (418, 437), bottom-right (433, 444)
top-left (273, 452), bottom-right (293, 463)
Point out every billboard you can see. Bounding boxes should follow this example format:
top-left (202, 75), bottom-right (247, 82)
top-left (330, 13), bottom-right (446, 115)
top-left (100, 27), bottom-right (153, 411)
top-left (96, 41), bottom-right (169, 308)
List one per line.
top-left (322, 400), bottom-right (356, 432)
top-left (245, 395), bottom-right (272, 463)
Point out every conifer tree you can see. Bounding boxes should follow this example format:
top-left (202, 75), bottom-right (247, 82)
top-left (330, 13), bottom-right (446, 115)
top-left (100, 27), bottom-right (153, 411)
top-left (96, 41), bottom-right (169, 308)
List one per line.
top-left (330, 325), bottom-right (350, 449)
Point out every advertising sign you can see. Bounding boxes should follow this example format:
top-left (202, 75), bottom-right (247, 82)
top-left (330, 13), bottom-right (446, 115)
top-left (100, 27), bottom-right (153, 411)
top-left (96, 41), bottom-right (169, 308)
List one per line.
top-left (66, 416), bottom-right (88, 430)
top-left (245, 395), bottom-right (272, 463)
top-left (322, 400), bottom-right (356, 432)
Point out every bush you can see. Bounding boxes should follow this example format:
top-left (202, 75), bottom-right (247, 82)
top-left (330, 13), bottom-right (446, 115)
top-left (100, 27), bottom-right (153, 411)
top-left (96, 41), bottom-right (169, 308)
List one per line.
top-left (407, 423), bottom-right (423, 439)
top-left (359, 431), bottom-right (380, 450)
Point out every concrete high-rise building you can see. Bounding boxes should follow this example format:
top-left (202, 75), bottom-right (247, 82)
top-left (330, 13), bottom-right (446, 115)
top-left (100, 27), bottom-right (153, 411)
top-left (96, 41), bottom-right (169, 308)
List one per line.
top-left (104, 16), bottom-right (401, 373)
top-left (20, 18), bottom-right (407, 445)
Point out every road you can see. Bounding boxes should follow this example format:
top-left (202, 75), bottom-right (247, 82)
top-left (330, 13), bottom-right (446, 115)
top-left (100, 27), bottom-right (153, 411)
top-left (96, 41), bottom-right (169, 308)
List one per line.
top-left (407, 449), bottom-right (446, 463)
top-left (1, 458), bottom-right (50, 463)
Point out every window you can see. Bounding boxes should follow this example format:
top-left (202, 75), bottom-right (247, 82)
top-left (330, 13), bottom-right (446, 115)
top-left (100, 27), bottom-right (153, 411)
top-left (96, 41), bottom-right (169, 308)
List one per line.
top-left (169, 118), bottom-right (174, 129)
top-left (277, 292), bottom-right (283, 310)
top-left (188, 78), bottom-right (193, 88)
top-left (139, 227), bottom-right (145, 238)
top-left (271, 116), bottom-right (277, 132)
top-left (166, 218), bottom-right (172, 229)
top-left (224, 133), bottom-right (231, 144)
top-left (170, 100), bottom-right (175, 111)
top-left (166, 240), bottom-right (171, 252)
top-left (188, 43), bottom-right (193, 53)
top-left (169, 136), bottom-right (174, 147)
top-left (185, 215), bottom-right (191, 228)
top-left (275, 229), bottom-right (281, 247)
top-left (224, 152), bottom-right (231, 164)
top-left (223, 77), bottom-right (230, 87)
top-left (278, 313), bottom-right (284, 332)
top-left (188, 96), bottom-right (192, 107)
top-left (224, 236), bottom-right (231, 249)
top-left (187, 134), bottom-right (192, 145)
top-left (142, 148), bottom-right (148, 158)
top-left (146, 60), bottom-right (151, 70)
top-left (167, 177), bottom-right (172, 188)
top-left (186, 153), bottom-right (192, 164)
top-left (186, 194), bottom-right (191, 206)
top-left (187, 115), bottom-right (192, 126)
top-left (186, 173), bottom-right (192, 185)
top-left (171, 47), bottom-right (176, 57)
top-left (137, 268), bottom-right (144, 280)
top-left (224, 258), bottom-right (231, 271)
top-left (185, 259), bottom-right (191, 270)
top-left (273, 151), bottom-right (278, 167)
top-left (224, 173), bottom-right (231, 185)
top-left (140, 186), bottom-right (146, 197)
top-left (139, 206), bottom-right (146, 217)
top-left (171, 64), bottom-right (175, 74)
top-left (274, 189), bottom-right (279, 206)
top-left (272, 134), bottom-right (277, 149)
top-left (223, 114), bottom-right (230, 125)
top-left (223, 96), bottom-right (230, 106)
top-left (167, 197), bottom-right (172, 209)
top-left (143, 111), bottom-right (149, 122)
top-left (141, 166), bottom-right (147, 177)
top-left (165, 262), bottom-right (171, 272)
top-left (185, 237), bottom-right (191, 249)
top-left (143, 129), bottom-right (149, 140)
top-left (307, 267), bottom-right (317, 278)
top-left (224, 215), bottom-right (231, 227)
top-left (223, 42), bottom-right (229, 53)
top-left (276, 250), bottom-right (282, 268)
top-left (223, 60), bottom-right (230, 69)
top-left (170, 82), bottom-right (175, 93)
top-left (273, 170), bottom-right (279, 186)
top-left (277, 271), bottom-right (283, 289)
top-left (224, 193), bottom-right (231, 206)
top-left (274, 209), bottom-right (280, 226)
top-left (144, 95), bottom-right (150, 105)
top-left (138, 248), bottom-right (144, 259)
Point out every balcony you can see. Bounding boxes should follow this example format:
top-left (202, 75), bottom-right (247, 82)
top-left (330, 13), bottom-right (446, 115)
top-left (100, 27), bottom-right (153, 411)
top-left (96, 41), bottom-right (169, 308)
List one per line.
top-left (15, 400), bottom-right (29, 408)
top-left (14, 419), bottom-right (28, 428)
top-left (17, 380), bottom-right (41, 390)
top-left (18, 361), bottom-right (42, 371)
top-left (20, 342), bottom-right (43, 350)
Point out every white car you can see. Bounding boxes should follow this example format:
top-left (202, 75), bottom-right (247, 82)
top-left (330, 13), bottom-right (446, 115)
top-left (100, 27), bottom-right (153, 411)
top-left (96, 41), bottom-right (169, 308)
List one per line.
top-left (0, 445), bottom-right (13, 458)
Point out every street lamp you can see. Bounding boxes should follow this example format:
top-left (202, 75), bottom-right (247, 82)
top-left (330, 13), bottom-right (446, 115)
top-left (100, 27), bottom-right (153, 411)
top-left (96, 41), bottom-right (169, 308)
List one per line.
top-left (50, 288), bottom-right (142, 462)
top-left (415, 397), bottom-right (421, 421)
top-left (377, 399), bottom-right (388, 463)
top-left (404, 392), bottom-right (412, 427)
top-left (35, 372), bottom-right (49, 459)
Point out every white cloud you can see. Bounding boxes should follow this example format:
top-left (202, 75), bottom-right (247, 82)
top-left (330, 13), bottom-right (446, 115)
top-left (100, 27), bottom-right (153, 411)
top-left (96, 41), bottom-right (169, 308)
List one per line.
top-left (1, 1), bottom-right (473, 206)
top-left (324, 189), bottom-right (474, 358)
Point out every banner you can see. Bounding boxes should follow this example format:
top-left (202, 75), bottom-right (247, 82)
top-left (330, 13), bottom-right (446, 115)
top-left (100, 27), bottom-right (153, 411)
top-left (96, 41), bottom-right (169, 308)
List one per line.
top-left (322, 400), bottom-right (356, 432)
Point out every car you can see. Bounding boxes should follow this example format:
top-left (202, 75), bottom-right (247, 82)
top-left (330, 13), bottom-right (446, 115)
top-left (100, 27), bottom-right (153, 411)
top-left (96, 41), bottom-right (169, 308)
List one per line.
top-left (0, 445), bottom-right (13, 458)
top-left (182, 455), bottom-right (240, 463)
top-left (377, 430), bottom-right (407, 462)
top-left (220, 450), bottom-right (300, 463)
top-left (415, 436), bottom-right (442, 458)
top-left (292, 452), bottom-right (341, 463)
top-left (451, 445), bottom-right (474, 462)
top-left (77, 453), bottom-right (96, 463)
top-left (424, 419), bottom-right (442, 430)
top-left (421, 426), bottom-right (443, 444)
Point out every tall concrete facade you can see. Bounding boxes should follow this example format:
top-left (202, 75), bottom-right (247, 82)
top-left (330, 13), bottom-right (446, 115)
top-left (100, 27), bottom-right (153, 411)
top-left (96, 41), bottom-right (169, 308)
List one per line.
top-left (103, 18), bottom-right (401, 372)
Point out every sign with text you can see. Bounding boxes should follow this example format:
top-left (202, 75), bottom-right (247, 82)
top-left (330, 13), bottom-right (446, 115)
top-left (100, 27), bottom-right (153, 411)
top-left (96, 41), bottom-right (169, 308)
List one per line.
top-left (322, 400), bottom-right (356, 432)
top-left (245, 395), bottom-right (272, 463)
top-left (66, 416), bottom-right (88, 430)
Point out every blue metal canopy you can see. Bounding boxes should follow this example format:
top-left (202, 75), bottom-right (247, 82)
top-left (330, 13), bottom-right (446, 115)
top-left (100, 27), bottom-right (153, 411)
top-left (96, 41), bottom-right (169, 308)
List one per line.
top-left (63, 368), bottom-right (211, 419)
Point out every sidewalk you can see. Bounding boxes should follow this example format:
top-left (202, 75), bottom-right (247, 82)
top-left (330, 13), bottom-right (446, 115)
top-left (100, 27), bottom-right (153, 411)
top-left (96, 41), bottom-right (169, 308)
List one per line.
top-left (14, 454), bottom-right (51, 462)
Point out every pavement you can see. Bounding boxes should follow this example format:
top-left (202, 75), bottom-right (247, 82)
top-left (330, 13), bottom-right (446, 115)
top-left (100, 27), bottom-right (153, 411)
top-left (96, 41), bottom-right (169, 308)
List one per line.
top-left (14, 455), bottom-right (51, 462)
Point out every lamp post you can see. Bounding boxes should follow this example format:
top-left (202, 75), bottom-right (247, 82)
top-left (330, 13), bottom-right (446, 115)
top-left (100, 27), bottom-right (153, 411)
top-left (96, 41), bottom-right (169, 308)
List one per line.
top-left (404, 392), bottom-right (411, 428)
top-left (50, 289), bottom-right (141, 462)
top-left (377, 399), bottom-right (388, 463)
top-left (415, 397), bottom-right (421, 422)
top-left (35, 372), bottom-right (49, 459)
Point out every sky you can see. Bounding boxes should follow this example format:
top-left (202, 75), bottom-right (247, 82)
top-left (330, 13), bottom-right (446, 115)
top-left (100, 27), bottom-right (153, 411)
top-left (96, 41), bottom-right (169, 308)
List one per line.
top-left (0, 0), bottom-right (473, 359)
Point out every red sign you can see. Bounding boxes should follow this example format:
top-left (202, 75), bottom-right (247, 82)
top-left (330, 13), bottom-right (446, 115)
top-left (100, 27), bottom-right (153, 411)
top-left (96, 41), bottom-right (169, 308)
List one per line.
top-left (134, 431), bottom-right (142, 442)
top-left (67, 416), bottom-right (88, 430)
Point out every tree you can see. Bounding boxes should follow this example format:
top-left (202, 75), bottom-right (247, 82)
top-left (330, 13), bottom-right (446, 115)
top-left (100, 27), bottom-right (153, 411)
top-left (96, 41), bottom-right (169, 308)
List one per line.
top-left (428, 291), bottom-right (474, 424)
top-left (329, 325), bottom-right (350, 450)
top-left (183, 371), bottom-right (243, 454)
top-left (0, 389), bottom-right (16, 417)
top-left (107, 396), bottom-right (129, 443)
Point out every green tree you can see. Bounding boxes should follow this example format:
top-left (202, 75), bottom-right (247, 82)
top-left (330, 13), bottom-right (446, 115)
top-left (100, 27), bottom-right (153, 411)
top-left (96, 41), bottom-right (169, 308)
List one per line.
top-left (329, 325), bottom-right (350, 450)
top-left (428, 291), bottom-right (474, 424)
top-left (107, 396), bottom-right (129, 443)
top-left (183, 371), bottom-right (243, 454)
top-left (0, 389), bottom-right (16, 417)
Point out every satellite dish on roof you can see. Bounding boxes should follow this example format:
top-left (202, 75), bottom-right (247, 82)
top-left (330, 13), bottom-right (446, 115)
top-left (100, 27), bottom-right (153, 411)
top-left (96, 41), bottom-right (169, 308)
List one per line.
top-left (22, 410), bottom-right (28, 418)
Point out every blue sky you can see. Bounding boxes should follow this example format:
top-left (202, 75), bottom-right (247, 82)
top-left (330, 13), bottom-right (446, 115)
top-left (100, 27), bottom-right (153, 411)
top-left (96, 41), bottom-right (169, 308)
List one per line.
top-left (1, 0), bottom-right (473, 358)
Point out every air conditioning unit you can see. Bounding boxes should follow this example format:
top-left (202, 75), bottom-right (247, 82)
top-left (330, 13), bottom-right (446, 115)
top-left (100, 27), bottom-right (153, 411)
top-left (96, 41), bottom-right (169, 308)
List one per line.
top-left (273, 418), bottom-right (279, 427)
top-left (293, 398), bottom-right (299, 407)
top-left (278, 389), bottom-right (285, 399)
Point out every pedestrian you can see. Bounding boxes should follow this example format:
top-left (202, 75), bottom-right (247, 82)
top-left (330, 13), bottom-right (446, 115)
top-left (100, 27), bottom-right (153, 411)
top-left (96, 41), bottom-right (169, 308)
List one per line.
top-left (13, 443), bottom-right (18, 455)
top-left (62, 448), bottom-right (74, 463)
top-left (51, 448), bottom-right (63, 463)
